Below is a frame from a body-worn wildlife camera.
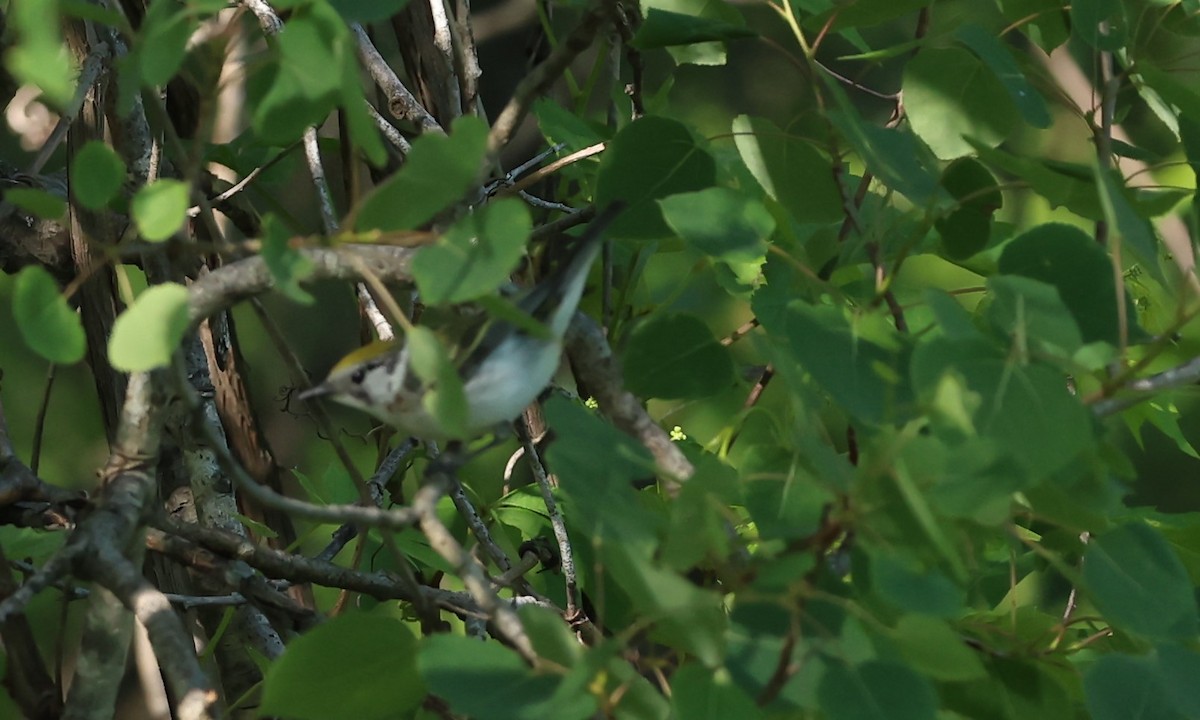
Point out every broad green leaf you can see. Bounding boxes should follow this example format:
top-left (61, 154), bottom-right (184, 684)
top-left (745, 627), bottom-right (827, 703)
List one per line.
top-left (818, 660), bottom-right (938, 720)
top-left (107, 283), bottom-right (191, 371)
top-left (1084, 523), bottom-right (1199, 641)
top-left (131, 179), bottom-right (190, 241)
top-left (412, 199), bottom-right (531, 305)
top-left (261, 216), bottom-right (315, 304)
top-left (1071, 0), bottom-right (1127, 50)
top-left (998, 223), bottom-right (1142, 346)
top-left (419, 634), bottom-right (581, 720)
top-left (137, 0), bottom-right (191, 86)
top-left (630, 8), bottom-right (756, 49)
top-left (354, 116), bottom-right (487, 233)
top-left (544, 396), bottom-right (660, 554)
top-left (660, 454), bottom-right (741, 569)
top-left (4, 188), bottom-right (66, 220)
top-left (253, 3), bottom-right (346, 144)
top-left (671, 665), bottom-right (760, 719)
top-left (1084, 654), bottom-right (1181, 720)
top-left (731, 115), bottom-right (843, 224)
top-left (643, 0), bottom-right (744, 65)
top-left (936, 158), bottom-right (1003, 260)
top-left (621, 313), bottom-right (735, 400)
top-left (660, 187), bottom-right (773, 261)
top-left (825, 87), bottom-right (944, 206)
top-left (1155, 644), bottom-right (1200, 718)
top-left (261, 612), bottom-right (423, 720)
top-left (868, 549), bottom-right (965, 619)
top-left (13, 266), bottom-right (85, 364)
top-left (972, 143), bottom-right (1103, 220)
top-left (985, 275), bottom-right (1084, 359)
top-left (903, 47), bottom-right (1019, 159)
top-left (71, 142), bottom-right (127, 210)
top-left (892, 615), bottom-right (986, 681)
top-left (534, 99), bottom-right (607, 152)
top-left (5, 0), bottom-right (74, 107)
top-left (741, 446), bottom-right (830, 541)
top-left (595, 116), bottom-right (716, 239)
top-left (752, 299), bottom-right (910, 425)
top-left (911, 337), bottom-right (1094, 480)
top-left (954, 24), bottom-right (1052, 129)
top-left (407, 326), bottom-right (468, 439)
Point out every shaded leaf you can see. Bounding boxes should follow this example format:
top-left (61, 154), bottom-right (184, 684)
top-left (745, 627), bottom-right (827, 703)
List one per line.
top-left (107, 283), bottom-right (191, 371)
top-left (622, 313), bottom-right (735, 400)
top-left (13, 265), bottom-right (85, 364)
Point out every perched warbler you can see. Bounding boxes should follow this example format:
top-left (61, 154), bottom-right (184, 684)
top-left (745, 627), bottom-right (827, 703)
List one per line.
top-left (300, 205), bottom-right (621, 440)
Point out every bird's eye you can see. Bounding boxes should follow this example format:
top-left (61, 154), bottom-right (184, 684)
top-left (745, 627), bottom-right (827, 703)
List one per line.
top-left (351, 367), bottom-right (367, 384)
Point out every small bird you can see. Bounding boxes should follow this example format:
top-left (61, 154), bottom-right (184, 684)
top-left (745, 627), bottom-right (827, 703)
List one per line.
top-left (300, 205), bottom-right (621, 440)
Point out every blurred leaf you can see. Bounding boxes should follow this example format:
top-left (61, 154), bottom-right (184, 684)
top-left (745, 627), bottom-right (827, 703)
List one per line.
top-left (412, 199), bottom-right (531, 304)
top-left (955, 24), bottom-right (1052, 129)
top-left (1093, 160), bottom-right (1162, 283)
top-left (1084, 654), bottom-right (1181, 720)
top-left (13, 266), bottom-right (84, 364)
top-left (1155, 644), bottom-right (1200, 718)
top-left (420, 635), bottom-right (587, 720)
top-left (1084, 523), bottom-right (1199, 641)
top-left (631, 8), bottom-right (756, 49)
top-left (71, 142), bottom-right (127, 210)
top-left (407, 326), bottom-right (468, 439)
top-left (741, 446), bottom-right (830, 541)
top-left (892, 615), bottom-right (986, 681)
top-left (107, 283), bottom-right (191, 371)
top-left (868, 549), bottom-right (965, 619)
top-left (5, 0), bottom-right (74, 107)
top-left (534, 99), bottom-right (606, 152)
top-left (131, 179), bottom-right (190, 241)
top-left (732, 115), bottom-right (843, 223)
top-left (355, 116), bottom-right (487, 232)
top-left (1071, 0), bottom-right (1127, 50)
top-left (262, 613), bottom-right (423, 720)
top-left (936, 158), bottom-right (1003, 260)
top-left (136, 0), bottom-right (191, 86)
top-left (903, 47), bottom-right (1019, 159)
top-left (672, 665), bottom-right (760, 719)
top-left (973, 143), bottom-right (1103, 220)
top-left (998, 223), bottom-right (1142, 346)
top-left (818, 660), bottom-right (938, 720)
top-left (660, 187), bottom-right (773, 261)
top-left (4, 188), bottom-right (66, 220)
top-left (985, 275), bottom-right (1083, 358)
top-left (252, 3), bottom-right (346, 144)
top-left (596, 116), bottom-right (716, 239)
top-left (622, 313), bottom-right (735, 400)
top-left (261, 216), bottom-right (315, 304)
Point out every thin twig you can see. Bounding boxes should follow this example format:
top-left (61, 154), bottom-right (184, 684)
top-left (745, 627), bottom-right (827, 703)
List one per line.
top-left (351, 23), bottom-right (443, 133)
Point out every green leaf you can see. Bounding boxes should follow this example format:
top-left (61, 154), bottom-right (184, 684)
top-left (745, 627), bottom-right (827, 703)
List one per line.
top-left (70, 142), bottom-right (127, 210)
top-left (903, 47), bottom-right (1020, 159)
top-left (630, 9), bottom-right (756, 49)
top-left (621, 313), bottom-right (735, 400)
top-left (5, 0), bottom-right (74, 107)
top-left (419, 635), bottom-right (578, 720)
top-left (1093, 160), bottom-right (1162, 284)
top-left (868, 549), bottom-right (965, 619)
top-left (412, 199), bottom-right (531, 305)
top-left (1083, 523), bottom-right (1199, 641)
top-left (741, 446), bottom-right (831, 541)
top-left (732, 115), bottom-right (843, 223)
top-left (1071, 0), bottom-right (1127, 50)
top-left (972, 143), bottom-right (1103, 220)
top-left (261, 216), bottom-right (315, 304)
top-left (660, 187), bottom-right (774, 262)
top-left (354, 116), bottom-right (487, 233)
top-left (936, 158), bottom-right (1003, 260)
top-left (107, 283), bottom-right (191, 371)
top-left (137, 0), bottom-right (192, 86)
top-left (671, 665), bottom-right (760, 719)
top-left (261, 612), bottom-right (424, 720)
top-left (753, 299), bottom-right (909, 425)
top-left (534, 99), bottom-right (607, 152)
top-left (13, 266), bottom-right (85, 364)
top-left (4, 188), bottom-right (66, 220)
top-left (892, 615), bottom-right (986, 681)
top-left (998, 223), bottom-right (1142, 346)
top-left (954, 24), bottom-right (1052, 129)
top-left (1155, 644), bottom-right (1200, 718)
top-left (132, 179), bottom-right (190, 241)
top-left (985, 275), bottom-right (1084, 359)
top-left (818, 660), bottom-right (938, 720)
top-left (595, 116), bottom-right (716, 239)
top-left (1084, 654), bottom-right (1181, 720)
top-left (407, 326), bottom-right (468, 439)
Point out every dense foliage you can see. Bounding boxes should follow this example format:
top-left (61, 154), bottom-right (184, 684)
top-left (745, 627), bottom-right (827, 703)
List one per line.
top-left (2, 0), bottom-right (1200, 718)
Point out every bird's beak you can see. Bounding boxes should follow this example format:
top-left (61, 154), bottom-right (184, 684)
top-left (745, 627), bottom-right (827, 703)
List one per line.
top-left (298, 383), bottom-right (332, 402)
